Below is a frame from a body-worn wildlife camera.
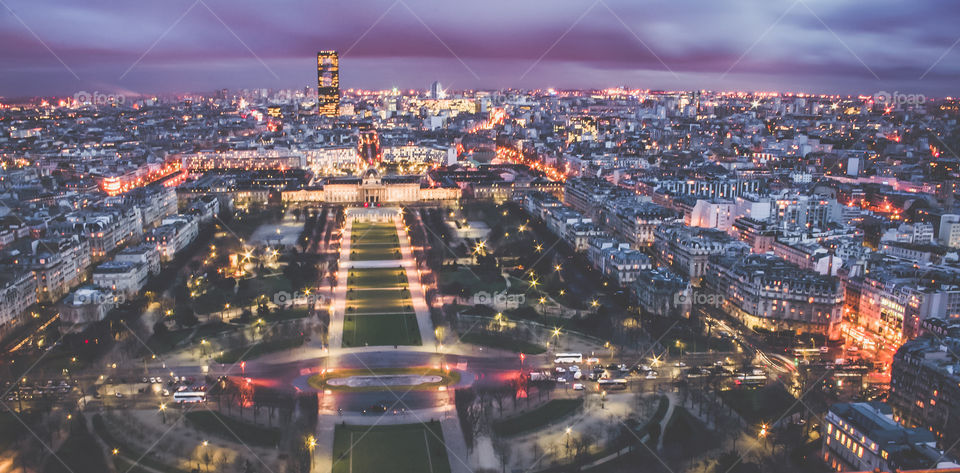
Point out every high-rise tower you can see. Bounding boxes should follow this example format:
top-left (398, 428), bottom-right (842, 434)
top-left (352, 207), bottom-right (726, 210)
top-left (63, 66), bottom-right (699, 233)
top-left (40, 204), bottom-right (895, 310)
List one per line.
top-left (317, 51), bottom-right (340, 117)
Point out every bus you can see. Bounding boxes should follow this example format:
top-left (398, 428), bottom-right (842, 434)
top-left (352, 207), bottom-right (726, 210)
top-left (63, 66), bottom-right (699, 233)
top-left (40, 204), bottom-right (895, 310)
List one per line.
top-left (173, 391), bottom-right (206, 404)
top-left (792, 347), bottom-right (821, 358)
top-left (597, 379), bottom-right (628, 391)
top-left (554, 353), bottom-right (583, 364)
top-left (735, 374), bottom-right (767, 386)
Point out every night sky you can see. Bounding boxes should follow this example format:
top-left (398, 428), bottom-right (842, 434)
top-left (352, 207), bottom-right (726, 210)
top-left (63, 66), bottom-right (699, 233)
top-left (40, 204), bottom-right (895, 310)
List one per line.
top-left (1, 0), bottom-right (959, 97)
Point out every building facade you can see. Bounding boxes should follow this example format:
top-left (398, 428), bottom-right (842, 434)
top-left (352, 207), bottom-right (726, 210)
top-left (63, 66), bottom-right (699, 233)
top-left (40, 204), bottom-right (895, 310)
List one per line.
top-left (708, 254), bottom-right (843, 337)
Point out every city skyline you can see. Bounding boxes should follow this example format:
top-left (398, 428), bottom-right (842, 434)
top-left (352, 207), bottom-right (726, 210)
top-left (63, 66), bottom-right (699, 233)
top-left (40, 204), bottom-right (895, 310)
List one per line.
top-left (4, 3), bottom-right (960, 473)
top-left (2, 0), bottom-right (960, 97)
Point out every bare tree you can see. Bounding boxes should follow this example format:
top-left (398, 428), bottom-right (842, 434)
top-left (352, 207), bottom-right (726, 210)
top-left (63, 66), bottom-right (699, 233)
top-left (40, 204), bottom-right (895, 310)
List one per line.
top-left (493, 437), bottom-right (513, 473)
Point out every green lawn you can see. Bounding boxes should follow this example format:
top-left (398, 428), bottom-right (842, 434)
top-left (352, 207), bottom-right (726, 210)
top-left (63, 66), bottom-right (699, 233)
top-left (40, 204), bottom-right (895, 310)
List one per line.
top-left (341, 239), bottom-right (421, 347)
top-left (264, 306), bottom-right (311, 322)
top-left (0, 412), bottom-right (27, 450)
top-left (332, 422), bottom-right (451, 473)
top-left (48, 418), bottom-right (111, 473)
top-left (342, 313), bottom-right (421, 347)
top-left (661, 406), bottom-right (721, 457)
top-left (439, 267), bottom-right (506, 294)
top-left (459, 332), bottom-right (546, 354)
top-left (492, 398), bottom-right (584, 436)
top-left (719, 385), bottom-right (798, 424)
top-left (93, 414), bottom-right (189, 473)
top-left (347, 288), bottom-right (412, 313)
top-left (184, 410), bottom-right (281, 447)
top-left (214, 336), bottom-right (304, 363)
top-left (348, 267), bottom-right (408, 287)
top-left (350, 246), bottom-right (401, 261)
top-left (350, 222), bottom-right (401, 261)
top-left (145, 328), bottom-right (194, 354)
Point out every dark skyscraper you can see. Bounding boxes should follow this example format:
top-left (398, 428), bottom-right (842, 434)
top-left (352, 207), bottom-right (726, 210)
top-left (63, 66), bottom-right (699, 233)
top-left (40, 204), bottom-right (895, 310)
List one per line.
top-left (316, 51), bottom-right (340, 117)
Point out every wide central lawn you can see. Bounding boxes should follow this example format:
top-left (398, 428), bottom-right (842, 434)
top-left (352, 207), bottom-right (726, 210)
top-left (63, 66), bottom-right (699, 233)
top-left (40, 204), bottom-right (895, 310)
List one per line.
top-left (347, 288), bottom-right (412, 313)
top-left (348, 267), bottom-right (408, 287)
top-left (332, 423), bottom-right (451, 473)
top-left (351, 245), bottom-right (401, 261)
top-left (342, 313), bottom-right (421, 347)
top-left (350, 222), bottom-right (401, 261)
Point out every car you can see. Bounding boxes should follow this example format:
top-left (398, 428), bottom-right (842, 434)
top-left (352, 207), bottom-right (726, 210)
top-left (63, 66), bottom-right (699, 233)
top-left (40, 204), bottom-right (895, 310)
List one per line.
top-left (162, 389), bottom-right (170, 396)
top-left (569, 365), bottom-right (580, 372)
top-left (586, 357), bottom-right (600, 364)
top-left (115, 392), bottom-right (124, 398)
top-left (674, 361), bottom-right (687, 367)
top-left (141, 377), bottom-right (149, 383)
top-left (819, 346), bottom-right (830, 354)
top-left (572, 383), bottom-right (585, 391)
top-left (362, 403), bottom-right (388, 415)
top-left (555, 366), bottom-right (567, 373)
top-left (149, 377), bottom-right (157, 384)
top-left (556, 377), bottom-right (567, 383)
top-left (639, 364), bottom-right (651, 372)
top-left (573, 371), bottom-right (583, 380)
top-left (646, 372), bottom-right (658, 379)
top-left (846, 346), bottom-right (860, 353)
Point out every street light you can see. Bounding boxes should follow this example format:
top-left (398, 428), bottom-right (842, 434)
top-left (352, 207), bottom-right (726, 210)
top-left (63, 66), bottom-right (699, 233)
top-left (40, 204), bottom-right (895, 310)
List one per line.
top-left (159, 403), bottom-right (167, 424)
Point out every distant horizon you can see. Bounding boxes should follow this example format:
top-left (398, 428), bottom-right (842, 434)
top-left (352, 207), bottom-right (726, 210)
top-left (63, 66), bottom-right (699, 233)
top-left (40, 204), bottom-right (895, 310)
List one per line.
top-left (2, 0), bottom-right (959, 99)
top-left (2, 81), bottom-right (954, 103)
